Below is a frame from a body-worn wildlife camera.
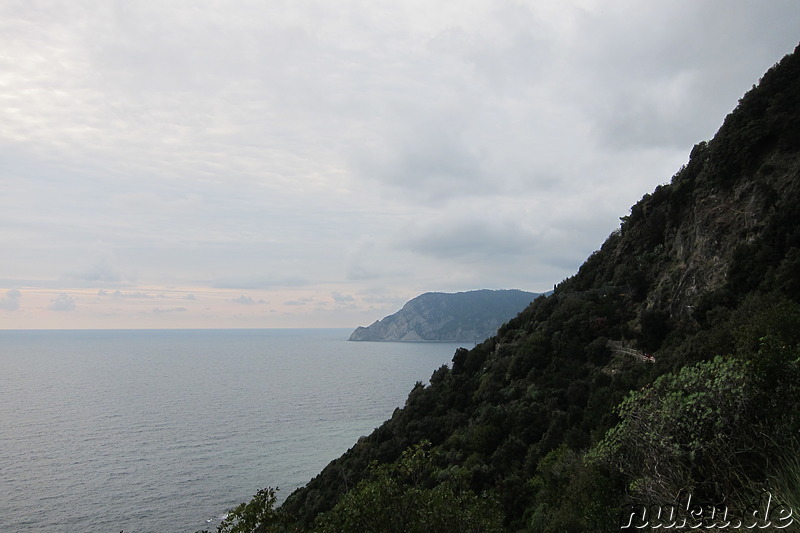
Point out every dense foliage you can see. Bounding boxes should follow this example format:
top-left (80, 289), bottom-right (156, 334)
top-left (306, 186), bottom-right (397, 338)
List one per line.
top-left (201, 43), bottom-right (800, 532)
top-left (314, 441), bottom-right (503, 533)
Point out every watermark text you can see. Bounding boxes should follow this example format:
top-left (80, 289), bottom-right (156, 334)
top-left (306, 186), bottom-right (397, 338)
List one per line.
top-left (620, 491), bottom-right (793, 529)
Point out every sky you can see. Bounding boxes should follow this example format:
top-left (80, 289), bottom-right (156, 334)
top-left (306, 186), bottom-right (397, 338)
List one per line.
top-left (1, 1), bottom-right (799, 329)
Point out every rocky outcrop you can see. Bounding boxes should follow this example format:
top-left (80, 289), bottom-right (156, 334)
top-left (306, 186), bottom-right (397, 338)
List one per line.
top-left (349, 289), bottom-right (539, 342)
top-left (566, 47), bottom-right (800, 330)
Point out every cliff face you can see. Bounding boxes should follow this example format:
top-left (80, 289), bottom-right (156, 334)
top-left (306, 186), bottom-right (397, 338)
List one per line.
top-left (349, 290), bottom-right (539, 342)
top-left (647, 147), bottom-right (800, 319)
top-left (566, 47), bottom-right (800, 326)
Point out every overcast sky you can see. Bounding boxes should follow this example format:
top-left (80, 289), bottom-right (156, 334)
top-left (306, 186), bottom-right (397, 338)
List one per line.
top-left (1, 1), bottom-right (798, 329)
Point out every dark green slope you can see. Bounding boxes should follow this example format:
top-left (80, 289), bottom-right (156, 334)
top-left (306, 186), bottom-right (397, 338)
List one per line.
top-left (241, 43), bottom-right (800, 532)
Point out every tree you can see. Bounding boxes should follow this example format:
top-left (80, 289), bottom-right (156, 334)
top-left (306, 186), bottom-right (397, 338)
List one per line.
top-left (196, 487), bottom-right (290, 533)
top-left (593, 356), bottom-right (756, 502)
top-left (314, 442), bottom-right (502, 533)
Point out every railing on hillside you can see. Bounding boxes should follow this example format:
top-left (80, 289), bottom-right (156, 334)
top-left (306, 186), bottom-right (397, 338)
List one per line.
top-left (607, 340), bottom-right (655, 363)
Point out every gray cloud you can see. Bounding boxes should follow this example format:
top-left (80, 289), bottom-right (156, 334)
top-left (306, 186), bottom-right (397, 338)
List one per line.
top-left (230, 295), bottom-right (267, 305)
top-left (212, 276), bottom-right (311, 290)
top-left (49, 293), bottom-right (76, 312)
top-left (0, 289), bottom-right (22, 311)
top-left (397, 206), bottom-right (539, 261)
top-left (331, 292), bottom-right (355, 303)
top-left (557, 1), bottom-right (800, 152)
top-left (353, 114), bottom-right (490, 201)
top-left (153, 307), bottom-right (187, 314)
top-left (64, 263), bottom-right (122, 284)
top-left (284, 297), bottom-right (315, 307)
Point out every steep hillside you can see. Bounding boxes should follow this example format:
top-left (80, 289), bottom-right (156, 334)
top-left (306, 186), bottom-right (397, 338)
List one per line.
top-left (209, 43), bottom-right (800, 533)
top-left (349, 290), bottom-right (539, 342)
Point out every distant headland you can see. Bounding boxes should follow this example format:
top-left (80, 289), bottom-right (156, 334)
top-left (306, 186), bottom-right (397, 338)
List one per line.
top-left (348, 289), bottom-right (540, 342)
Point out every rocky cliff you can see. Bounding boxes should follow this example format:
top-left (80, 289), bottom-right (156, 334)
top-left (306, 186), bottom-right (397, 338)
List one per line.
top-left (348, 289), bottom-right (539, 342)
top-left (566, 50), bottom-right (800, 329)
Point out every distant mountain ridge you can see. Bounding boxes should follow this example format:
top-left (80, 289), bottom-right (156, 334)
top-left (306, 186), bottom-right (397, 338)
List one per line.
top-left (349, 289), bottom-right (540, 342)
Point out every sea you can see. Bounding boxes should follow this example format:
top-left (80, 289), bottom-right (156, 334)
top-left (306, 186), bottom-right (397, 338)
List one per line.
top-left (0, 329), bottom-right (467, 532)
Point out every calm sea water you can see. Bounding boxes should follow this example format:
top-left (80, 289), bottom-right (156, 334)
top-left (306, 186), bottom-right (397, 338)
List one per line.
top-left (0, 329), bottom-right (466, 532)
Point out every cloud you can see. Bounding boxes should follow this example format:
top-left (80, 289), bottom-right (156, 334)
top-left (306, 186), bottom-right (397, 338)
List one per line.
top-left (99, 290), bottom-right (153, 299)
top-left (545, 1), bottom-right (800, 152)
top-left (332, 292), bottom-right (354, 303)
top-left (152, 307), bottom-right (187, 314)
top-left (67, 262), bottom-right (123, 284)
top-left (230, 295), bottom-right (266, 305)
top-left (212, 276), bottom-right (311, 290)
top-left (284, 297), bottom-right (315, 307)
top-left (2, 2), bottom-right (799, 328)
top-left (345, 240), bottom-right (384, 281)
top-left (398, 214), bottom-right (536, 261)
top-left (0, 289), bottom-right (22, 311)
top-left (49, 293), bottom-right (76, 311)
top-left (353, 114), bottom-right (491, 202)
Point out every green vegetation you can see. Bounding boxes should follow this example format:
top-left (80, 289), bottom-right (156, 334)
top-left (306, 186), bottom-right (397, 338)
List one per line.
top-left (315, 441), bottom-right (503, 533)
top-left (215, 487), bottom-right (283, 533)
top-left (197, 444), bottom-right (502, 533)
top-left (201, 43), bottom-right (800, 532)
